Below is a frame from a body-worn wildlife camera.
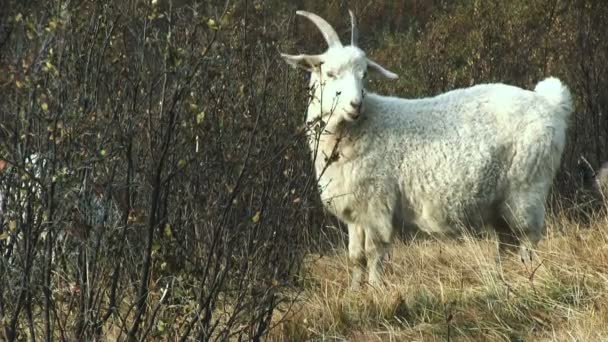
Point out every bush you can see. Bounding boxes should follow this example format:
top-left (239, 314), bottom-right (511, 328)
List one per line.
top-left (0, 0), bottom-right (607, 340)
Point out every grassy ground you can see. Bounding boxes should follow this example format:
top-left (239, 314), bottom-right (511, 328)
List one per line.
top-left (271, 211), bottom-right (608, 341)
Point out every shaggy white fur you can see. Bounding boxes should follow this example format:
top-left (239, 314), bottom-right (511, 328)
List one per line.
top-left (282, 10), bottom-right (573, 289)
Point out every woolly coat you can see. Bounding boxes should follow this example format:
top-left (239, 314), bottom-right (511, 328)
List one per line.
top-left (311, 78), bottom-right (572, 240)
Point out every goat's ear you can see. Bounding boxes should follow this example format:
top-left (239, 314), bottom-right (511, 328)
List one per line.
top-left (281, 53), bottom-right (323, 72)
top-left (367, 58), bottom-right (398, 79)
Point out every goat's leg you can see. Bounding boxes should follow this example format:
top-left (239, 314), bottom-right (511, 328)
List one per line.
top-left (365, 231), bottom-right (391, 288)
top-left (496, 196), bottom-right (545, 265)
top-left (494, 217), bottom-right (519, 260)
top-left (516, 220), bottom-right (542, 265)
top-left (347, 224), bottom-right (366, 290)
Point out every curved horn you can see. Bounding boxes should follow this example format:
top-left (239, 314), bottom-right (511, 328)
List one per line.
top-left (349, 10), bottom-right (358, 46)
top-left (296, 10), bottom-right (342, 48)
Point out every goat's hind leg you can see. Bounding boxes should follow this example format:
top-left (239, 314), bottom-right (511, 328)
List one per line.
top-left (495, 198), bottom-right (544, 265)
top-left (494, 216), bottom-right (517, 250)
top-left (494, 216), bottom-right (521, 265)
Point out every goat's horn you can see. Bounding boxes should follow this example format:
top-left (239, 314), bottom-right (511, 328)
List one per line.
top-left (296, 10), bottom-right (342, 48)
top-left (349, 10), bottom-right (358, 46)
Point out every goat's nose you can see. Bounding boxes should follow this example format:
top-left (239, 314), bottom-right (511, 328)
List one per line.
top-left (350, 100), bottom-right (362, 109)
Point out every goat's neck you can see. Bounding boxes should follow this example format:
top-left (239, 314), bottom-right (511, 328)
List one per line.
top-left (306, 109), bottom-right (359, 176)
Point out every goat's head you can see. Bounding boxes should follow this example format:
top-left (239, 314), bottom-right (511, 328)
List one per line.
top-left (578, 156), bottom-right (608, 202)
top-left (281, 10), bottom-right (398, 124)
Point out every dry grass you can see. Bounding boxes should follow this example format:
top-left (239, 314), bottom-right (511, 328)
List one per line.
top-left (271, 212), bottom-right (608, 341)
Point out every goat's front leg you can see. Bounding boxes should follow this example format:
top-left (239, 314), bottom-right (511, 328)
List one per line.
top-left (347, 224), bottom-right (366, 290)
top-left (362, 187), bottom-right (396, 288)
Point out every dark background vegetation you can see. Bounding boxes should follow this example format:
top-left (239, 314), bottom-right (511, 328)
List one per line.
top-left (0, 0), bottom-right (606, 340)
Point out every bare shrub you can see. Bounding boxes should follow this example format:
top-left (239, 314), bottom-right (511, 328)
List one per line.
top-left (0, 1), bottom-right (324, 340)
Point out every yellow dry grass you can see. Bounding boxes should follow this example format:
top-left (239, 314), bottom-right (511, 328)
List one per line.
top-left (271, 211), bottom-right (608, 341)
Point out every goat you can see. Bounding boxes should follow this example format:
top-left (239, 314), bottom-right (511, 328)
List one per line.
top-left (578, 156), bottom-right (608, 204)
top-left (281, 10), bottom-right (573, 289)
top-left (596, 163), bottom-right (608, 201)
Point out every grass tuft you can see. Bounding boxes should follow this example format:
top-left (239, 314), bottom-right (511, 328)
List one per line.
top-left (271, 211), bottom-right (608, 341)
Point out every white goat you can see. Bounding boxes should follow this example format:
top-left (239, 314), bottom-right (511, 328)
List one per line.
top-left (595, 164), bottom-right (608, 201)
top-left (281, 10), bottom-right (573, 289)
top-left (579, 156), bottom-right (608, 203)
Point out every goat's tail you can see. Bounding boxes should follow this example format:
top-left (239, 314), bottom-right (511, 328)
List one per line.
top-left (534, 77), bottom-right (573, 122)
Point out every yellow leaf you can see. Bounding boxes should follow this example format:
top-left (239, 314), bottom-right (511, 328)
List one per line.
top-left (164, 224), bottom-right (172, 238)
top-left (41, 102), bottom-right (49, 112)
top-left (9, 221), bottom-right (16, 231)
top-left (177, 159), bottom-right (186, 168)
top-left (207, 18), bottom-right (218, 30)
top-left (0, 233), bottom-right (8, 240)
top-left (157, 320), bottom-right (165, 332)
top-left (251, 211), bottom-right (261, 223)
top-left (196, 112), bottom-right (206, 124)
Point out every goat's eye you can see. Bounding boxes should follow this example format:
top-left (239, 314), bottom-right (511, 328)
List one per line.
top-left (326, 71), bottom-right (336, 79)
